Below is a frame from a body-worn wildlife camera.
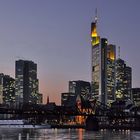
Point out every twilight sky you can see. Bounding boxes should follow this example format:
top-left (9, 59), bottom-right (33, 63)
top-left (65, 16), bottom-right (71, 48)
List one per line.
top-left (0, 0), bottom-right (140, 104)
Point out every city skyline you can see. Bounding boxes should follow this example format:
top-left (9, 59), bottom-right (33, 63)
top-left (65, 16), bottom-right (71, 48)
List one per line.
top-left (0, 1), bottom-right (140, 104)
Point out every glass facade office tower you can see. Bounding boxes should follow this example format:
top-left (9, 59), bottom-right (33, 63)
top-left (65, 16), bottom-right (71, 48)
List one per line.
top-left (116, 58), bottom-right (132, 100)
top-left (15, 60), bottom-right (39, 107)
top-left (69, 80), bottom-right (91, 100)
top-left (61, 81), bottom-right (90, 107)
top-left (37, 93), bottom-right (43, 104)
top-left (131, 88), bottom-right (140, 106)
top-left (125, 66), bottom-right (132, 99)
top-left (61, 92), bottom-right (76, 106)
top-left (0, 73), bottom-right (15, 106)
top-left (91, 20), bottom-right (100, 102)
top-left (91, 18), bottom-right (116, 105)
top-left (106, 44), bottom-right (116, 104)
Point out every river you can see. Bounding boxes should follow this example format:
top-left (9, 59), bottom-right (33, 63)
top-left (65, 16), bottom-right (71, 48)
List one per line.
top-left (0, 128), bottom-right (139, 140)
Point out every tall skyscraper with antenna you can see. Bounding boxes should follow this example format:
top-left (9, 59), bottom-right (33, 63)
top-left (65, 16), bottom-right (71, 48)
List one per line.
top-left (91, 10), bottom-right (101, 102)
top-left (91, 11), bottom-right (116, 105)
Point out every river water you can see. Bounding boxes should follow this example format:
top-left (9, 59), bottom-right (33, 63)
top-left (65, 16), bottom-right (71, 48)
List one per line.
top-left (0, 128), bottom-right (139, 140)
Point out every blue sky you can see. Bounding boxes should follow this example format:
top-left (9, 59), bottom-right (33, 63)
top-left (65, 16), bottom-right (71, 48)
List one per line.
top-left (0, 0), bottom-right (140, 104)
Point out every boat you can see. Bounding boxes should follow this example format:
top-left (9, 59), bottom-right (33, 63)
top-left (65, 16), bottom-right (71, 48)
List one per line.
top-left (0, 120), bottom-right (51, 129)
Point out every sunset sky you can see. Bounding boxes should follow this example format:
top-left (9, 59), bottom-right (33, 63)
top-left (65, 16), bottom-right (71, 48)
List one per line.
top-left (0, 0), bottom-right (140, 104)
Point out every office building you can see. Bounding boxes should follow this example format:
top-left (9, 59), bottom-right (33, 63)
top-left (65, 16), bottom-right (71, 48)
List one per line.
top-left (37, 93), bottom-right (43, 104)
top-left (15, 60), bottom-right (39, 107)
top-left (0, 73), bottom-right (15, 106)
top-left (115, 58), bottom-right (132, 100)
top-left (106, 44), bottom-right (116, 104)
top-left (91, 16), bottom-right (100, 102)
top-left (61, 80), bottom-right (91, 107)
top-left (125, 66), bottom-right (132, 99)
top-left (69, 80), bottom-right (91, 100)
top-left (91, 16), bottom-right (116, 105)
top-left (131, 88), bottom-right (140, 106)
top-left (61, 92), bottom-right (76, 106)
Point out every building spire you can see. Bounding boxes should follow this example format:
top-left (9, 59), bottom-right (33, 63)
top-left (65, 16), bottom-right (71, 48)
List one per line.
top-left (118, 46), bottom-right (120, 58)
top-left (95, 8), bottom-right (98, 24)
top-left (91, 8), bottom-right (98, 38)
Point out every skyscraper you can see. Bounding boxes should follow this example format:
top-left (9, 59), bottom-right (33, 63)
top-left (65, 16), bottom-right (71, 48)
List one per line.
top-left (106, 44), bottom-right (116, 104)
top-left (61, 92), bottom-right (76, 106)
top-left (131, 88), bottom-right (140, 106)
top-left (69, 80), bottom-right (91, 100)
top-left (115, 58), bottom-right (132, 100)
top-left (37, 93), bottom-right (43, 104)
top-left (0, 73), bottom-right (15, 106)
top-left (91, 15), bottom-right (116, 105)
top-left (15, 60), bottom-right (39, 107)
top-left (91, 16), bottom-right (100, 102)
top-left (125, 66), bottom-right (132, 99)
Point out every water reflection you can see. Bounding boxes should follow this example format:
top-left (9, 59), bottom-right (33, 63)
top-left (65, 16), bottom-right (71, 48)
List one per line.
top-left (0, 128), bottom-right (139, 140)
top-left (78, 129), bottom-right (83, 140)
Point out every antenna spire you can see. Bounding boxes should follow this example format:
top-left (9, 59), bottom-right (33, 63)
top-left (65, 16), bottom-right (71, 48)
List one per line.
top-left (95, 8), bottom-right (98, 23)
top-left (118, 46), bottom-right (120, 58)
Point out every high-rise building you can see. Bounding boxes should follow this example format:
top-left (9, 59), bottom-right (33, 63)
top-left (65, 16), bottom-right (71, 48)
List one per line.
top-left (37, 93), bottom-right (43, 104)
top-left (91, 16), bottom-right (116, 105)
top-left (69, 80), bottom-right (91, 100)
top-left (91, 17), bottom-right (100, 102)
top-left (15, 60), bottom-right (39, 107)
top-left (0, 73), bottom-right (15, 106)
top-left (61, 80), bottom-right (90, 107)
top-left (125, 66), bottom-right (132, 99)
top-left (106, 44), bottom-right (116, 104)
top-left (116, 58), bottom-right (132, 100)
top-left (131, 88), bottom-right (140, 106)
top-left (61, 92), bottom-right (76, 106)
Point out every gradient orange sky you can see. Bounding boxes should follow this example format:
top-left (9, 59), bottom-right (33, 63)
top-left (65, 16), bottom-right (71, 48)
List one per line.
top-left (0, 0), bottom-right (140, 104)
